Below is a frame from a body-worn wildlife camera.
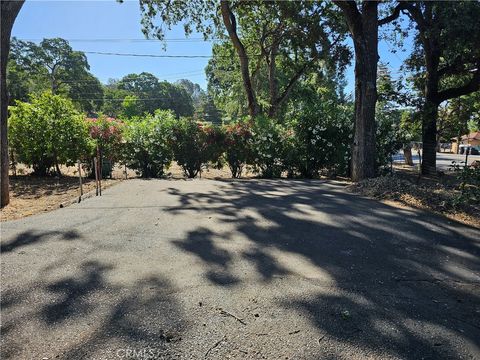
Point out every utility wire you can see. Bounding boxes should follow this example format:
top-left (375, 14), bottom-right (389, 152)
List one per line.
top-left (84, 51), bottom-right (214, 58)
top-left (17, 37), bottom-right (220, 43)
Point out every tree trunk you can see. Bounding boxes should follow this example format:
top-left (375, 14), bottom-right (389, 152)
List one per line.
top-left (334, 1), bottom-right (378, 181)
top-left (220, 1), bottom-right (259, 118)
top-left (1, 1), bottom-right (24, 207)
top-left (403, 145), bottom-right (413, 166)
top-left (350, 7), bottom-right (378, 181)
top-left (421, 99), bottom-right (439, 175)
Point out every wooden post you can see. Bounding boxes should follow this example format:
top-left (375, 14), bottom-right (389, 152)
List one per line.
top-left (96, 146), bottom-right (102, 196)
top-left (124, 164), bottom-right (127, 180)
top-left (77, 160), bottom-right (83, 202)
top-left (94, 158), bottom-right (99, 196)
top-left (464, 146), bottom-right (469, 170)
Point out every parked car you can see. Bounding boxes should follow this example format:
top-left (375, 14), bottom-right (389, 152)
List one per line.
top-left (459, 145), bottom-right (480, 155)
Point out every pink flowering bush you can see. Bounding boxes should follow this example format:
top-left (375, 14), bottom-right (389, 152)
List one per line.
top-left (170, 118), bottom-right (224, 178)
top-left (223, 120), bottom-right (252, 178)
top-left (86, 115), bottom-right (124, 161)
top-left (86, 115), bottom-right (125, 176)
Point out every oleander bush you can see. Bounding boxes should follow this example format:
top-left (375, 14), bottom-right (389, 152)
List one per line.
top-left (170, 118), bottom-right (224, 178)
top-left (249, 115), bottom-right (287, 178)
top-left (223, 120), bottom-right (253, 178)
top-left (287, 101), bottom-right (353, 178)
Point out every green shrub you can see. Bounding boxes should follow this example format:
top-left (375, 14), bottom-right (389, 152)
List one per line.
top-left (123, 110), bottom-right (175, 178)
top-left (376, 107), bottom-right (404, 171)
top-left (250, 116), bottom-right (287, 178)
top-left (287, 102), bottom-right (353, 178)
top-left (8, 92), bottom-right (91, 176)
top-left (170, 118), bottom-right (224, 178)
top-left (223, 120), bottom-right (252, 178)
top-left (451, 161), bottom-right (480, 207)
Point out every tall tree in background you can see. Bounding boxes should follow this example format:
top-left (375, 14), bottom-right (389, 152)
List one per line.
top-left (138, 0), bottom-right (348, 119)
top-left (401, 1), bottom-right (480, 174)
top-left (117, 72), bottom-right (194, 117)
top-left (10, 38), bottom-right (90, 94)
top-left (1, 1), bottom-right (24, 207)
top-left (333, 1), bottom-right (407, 181)
top-left (9, 37), bottom-right (104, 113)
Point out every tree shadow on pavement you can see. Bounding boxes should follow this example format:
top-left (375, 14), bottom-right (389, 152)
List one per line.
top-left (1, 259), bottom-right (185, 360)
top-left (166, 179), bottom-right (480, 359)
top-left (0, 229), bottom-right (80, 253)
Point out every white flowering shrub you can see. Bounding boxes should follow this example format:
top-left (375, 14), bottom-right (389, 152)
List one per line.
top-left (250, 116), bottom-right (287, 178)
top-left (287, 102), bottom-right (353, 178)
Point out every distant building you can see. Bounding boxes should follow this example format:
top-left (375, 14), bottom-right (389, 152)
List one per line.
top-left (451, 131), bottom-right (480, 153)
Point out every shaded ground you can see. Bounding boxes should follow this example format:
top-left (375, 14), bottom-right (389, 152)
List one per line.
top-left (1, 179), bottom-right (479, 359)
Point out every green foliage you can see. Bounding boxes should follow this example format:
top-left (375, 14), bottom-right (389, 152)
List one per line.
top-left (8, 37), bottom-right (103, 113)
top-left (250, 116), bottom-right (287, 178)
top-left (102, 85), bottom-right (131, 117)
top-left (117, 72), bottom-right (194, 117)
top-left (287, 101), bottom-right (353, 178)
top-left (194, 93), bottom-right (223, 125)
top-left (123, 110), bottom-right (176, 178)
top-left (451, 162), bottom-right (480, 207)
top-left (170, 118), bottom-right (224, 178)
top-left (223, 120), bottom-right (253, 178)
top-left (8, 92), bottom-right (91, 175)
top-left (121, 95), bottom-right (143, 119)
top-left (376, 106), bottom-right (404, 171)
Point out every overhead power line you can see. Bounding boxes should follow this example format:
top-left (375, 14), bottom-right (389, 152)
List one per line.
top-left (84, 51), bottom-right (214, 58)
top-left (17, 37), bottom-right (220, 43)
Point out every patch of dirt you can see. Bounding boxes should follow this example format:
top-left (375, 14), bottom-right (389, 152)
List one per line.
top-left (1, 176), bottom-right (121, 222)
top-left (348, 172), bottom-right (480, 228)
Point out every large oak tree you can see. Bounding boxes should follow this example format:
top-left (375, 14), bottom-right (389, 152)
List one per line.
top-left (401, 1), bottom-right (480, 174)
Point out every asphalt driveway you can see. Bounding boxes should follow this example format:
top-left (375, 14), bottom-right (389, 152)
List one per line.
top-left (1, 179), bottom-right (479, 359)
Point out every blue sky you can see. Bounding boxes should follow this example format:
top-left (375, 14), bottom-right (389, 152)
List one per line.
top-left (12, 0), bottom-right (411, 93)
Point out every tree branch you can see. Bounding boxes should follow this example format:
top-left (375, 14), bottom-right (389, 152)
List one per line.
top-left (378, 2), bottom-right (408, 26)
top-left (220, 0), bottom-right (258, 117)
top-left (437, 65), bottom-right (480, 103)
top-left (269, 55), bottom-right (318, 117)
top-left (333, 0), bottom-right (362, 37)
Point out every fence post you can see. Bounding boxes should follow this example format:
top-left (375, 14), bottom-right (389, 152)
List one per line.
top-left (97, 146), bottom-right (102, 196)
top-left (94, 158), bottom-right (99, 196)
top-left (77, 160), bottom-right (83, 202)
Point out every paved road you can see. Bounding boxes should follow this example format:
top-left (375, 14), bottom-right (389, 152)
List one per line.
top-left (1, 179), bottom-right (479, 359)
top-left (393, 152), bottom-right (480, 171)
